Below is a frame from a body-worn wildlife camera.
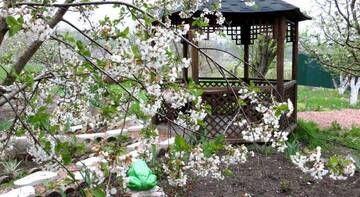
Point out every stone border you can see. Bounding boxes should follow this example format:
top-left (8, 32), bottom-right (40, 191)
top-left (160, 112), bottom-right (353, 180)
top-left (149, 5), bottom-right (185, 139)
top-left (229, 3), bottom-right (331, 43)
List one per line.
top-left (5, 125), bottom-right (144, 154)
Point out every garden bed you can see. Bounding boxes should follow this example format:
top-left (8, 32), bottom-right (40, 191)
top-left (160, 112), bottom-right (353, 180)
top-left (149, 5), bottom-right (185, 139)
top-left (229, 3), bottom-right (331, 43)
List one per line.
top-left (162, 153), bottom-right (360, 197)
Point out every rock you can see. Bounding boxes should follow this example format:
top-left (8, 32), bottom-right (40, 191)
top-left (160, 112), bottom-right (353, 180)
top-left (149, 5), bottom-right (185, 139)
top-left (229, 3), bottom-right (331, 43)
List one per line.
top-left (127, 125), bottom-right (144, 132)
top-left (14, 171), bottom-right (58, 187)
top-left (69, 125), bottom-right (83, 132)
top-left (76, 133), bottom-right (105, 141)
top-left (128, 186), bottom-right (166, 197)
top-left (0, 186), bottom-right (35, 197)
top-left (75, 156), bottom-right (107, 169)
top-left (0, 175), bottom-right (12, 184)
top-left (106, 129), bottom-right (128, 137)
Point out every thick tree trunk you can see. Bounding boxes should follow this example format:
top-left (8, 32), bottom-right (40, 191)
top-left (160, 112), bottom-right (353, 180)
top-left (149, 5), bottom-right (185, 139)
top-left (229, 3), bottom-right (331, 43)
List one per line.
top-left (0, 0), bottom-right (10, 46)
top-left (349, 76), bottom-right (360, 106)
top-left (251, 35), bottom-right (276, 78)
top-left (333, 74), bottom-right (350, 95)
top-left (2, 0), bottom-right (73, 86)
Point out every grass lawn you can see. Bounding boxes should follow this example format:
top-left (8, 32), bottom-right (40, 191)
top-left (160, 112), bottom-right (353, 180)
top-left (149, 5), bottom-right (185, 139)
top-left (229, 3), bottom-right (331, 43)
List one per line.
top-left (297, 85), bottom-right (360, 112)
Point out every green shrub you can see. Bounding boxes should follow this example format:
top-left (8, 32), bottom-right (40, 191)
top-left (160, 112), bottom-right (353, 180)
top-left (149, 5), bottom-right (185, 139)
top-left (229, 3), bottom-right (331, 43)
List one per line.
top-left (285, 141), bottom-right (300, 159)
top-left (291, 120), bottom-right (326, 149)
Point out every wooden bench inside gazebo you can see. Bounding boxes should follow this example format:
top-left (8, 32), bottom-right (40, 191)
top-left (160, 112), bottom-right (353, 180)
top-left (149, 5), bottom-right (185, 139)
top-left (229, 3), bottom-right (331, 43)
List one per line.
top-left (167, 0), bottom-right (310, 141)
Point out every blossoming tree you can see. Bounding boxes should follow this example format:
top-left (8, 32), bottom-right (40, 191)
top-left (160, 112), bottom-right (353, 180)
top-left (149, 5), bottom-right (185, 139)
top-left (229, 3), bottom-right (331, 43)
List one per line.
top-left (301, 0), bottom-right (360, 105)
top-left (0, 0), bottom-right (356, 195)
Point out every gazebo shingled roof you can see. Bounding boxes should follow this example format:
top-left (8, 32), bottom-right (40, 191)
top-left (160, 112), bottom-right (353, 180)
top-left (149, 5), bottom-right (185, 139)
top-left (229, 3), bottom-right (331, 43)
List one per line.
top-left (170, 0), bottom-right (311, 26)
top-left (163, 0), bottom-right (310, 141)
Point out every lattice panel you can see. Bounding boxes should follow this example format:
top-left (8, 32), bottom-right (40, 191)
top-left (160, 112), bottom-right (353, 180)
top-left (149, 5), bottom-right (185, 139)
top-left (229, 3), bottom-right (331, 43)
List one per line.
top-left (159, 79), bottom-right (297, 142)
top-left (197, 24), bottom-right (280, 45)
top-left (226, 26), bottom-right (242, 45)
top-left (201, 91), bottom-right (271, 139)
top-left (201, 26), bottom-right (223, 40)
top-left (250, 25), bottom-right (274, 44)
top-left (286, 22), bottom-right (295, 42)
top-left (202, 93), bottom-right (241, 138)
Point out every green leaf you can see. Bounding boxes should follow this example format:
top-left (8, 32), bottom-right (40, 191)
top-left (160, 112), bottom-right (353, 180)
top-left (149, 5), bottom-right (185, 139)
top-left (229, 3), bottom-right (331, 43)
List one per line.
top-left (274, 104), bottom-right (289, 117)
top-left (144, 16), bottom-right (154, 26)
top-left (174, 135), bottom-right (191, 152)
top-left (55, 142), bottom-right (72, 164)
top-left (249, 81), bottom-right (261, 92)
top-left (191, 17), bottom-right (209, 28)
top-left (223, 168), bottom-right (234, 176)
top-left (6, 16), bottom-right (23, 36)
top-left (0, 120), bottom-right (12, 132)
top-left (202, 135), bottom-right (225, 157)
top-left (91, 188), bottom-right (106, 197)
top-left (63, 32), bottom-right (76, 43)
top-left (118, 27), bottom-right (129, 38)
top-left (131, 44), bottom-right (141, 60)
top-left (27, 106), bottom-right (50, 129)
top-left (76, 40), bottom-right (91, 57)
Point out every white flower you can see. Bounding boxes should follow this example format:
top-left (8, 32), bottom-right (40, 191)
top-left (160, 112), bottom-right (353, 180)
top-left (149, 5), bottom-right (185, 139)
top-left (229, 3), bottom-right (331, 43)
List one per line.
top-left (110, 188), bottom-right (117, 195)
top-left (146, 84), bottom-right (162, 97)
top-left (244, 0), bottom-right (256, 7)
top-left (287, 99), bottom-right (294, 117)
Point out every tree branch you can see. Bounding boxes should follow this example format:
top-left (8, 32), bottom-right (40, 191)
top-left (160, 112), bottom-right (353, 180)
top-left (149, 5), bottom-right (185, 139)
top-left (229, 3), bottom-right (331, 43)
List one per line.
top-left (2, 0), bottom-right (74, 86)
top-left (0, 72), bottom-right (53, 106)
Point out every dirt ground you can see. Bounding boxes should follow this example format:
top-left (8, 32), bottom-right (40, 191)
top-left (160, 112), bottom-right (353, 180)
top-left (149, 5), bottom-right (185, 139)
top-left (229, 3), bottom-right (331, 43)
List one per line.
top-left (161, 153), bottom-right (360, 197)
top-left (298, 109), bottom-right (360, 128)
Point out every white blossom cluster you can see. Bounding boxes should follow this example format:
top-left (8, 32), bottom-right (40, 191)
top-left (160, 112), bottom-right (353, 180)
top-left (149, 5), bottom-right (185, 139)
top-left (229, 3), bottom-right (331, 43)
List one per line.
top-left (185, 145), bottom-right (224, 180)
top-left (162, 144), bottom-right (251, 187)
top-left (36, 77), bottom-right (95, 130)
top-left (291, 147), bottom-right (357, 180)
top-left (1, 7), bottom-right (53, 41)
top-left (26, 134), bottom-right (57, 164)
top-left (235, 88), bottom-right (293, 152)
top-left (328, 156), bottom-right (356, 180)
top-left (221, 144), bottom-right (250, 165)
top-left (290, 147), bottom-right (329, 180)
top-left (174, 108), bottom-right (207, 131)
top-left (200, 8), bottom-right (226, 26)
top-left (162, 150), bottom-right (188, 187)
top-left (23, 18), bottom-right (53, 41)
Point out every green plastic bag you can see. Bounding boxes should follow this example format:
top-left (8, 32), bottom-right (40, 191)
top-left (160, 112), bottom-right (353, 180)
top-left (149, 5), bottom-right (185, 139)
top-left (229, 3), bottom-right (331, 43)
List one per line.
top-left (127, 159), bottom-right (157, 191)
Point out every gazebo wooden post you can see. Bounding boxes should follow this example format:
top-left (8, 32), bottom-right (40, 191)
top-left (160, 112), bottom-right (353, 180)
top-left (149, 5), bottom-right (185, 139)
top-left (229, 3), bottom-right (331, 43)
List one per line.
top-left (292, 22), bottom-right (299, 120)
top-left (275, 16), bottom-right (286, 100)
top-left (182, 33), bottom-right (189, 84)
top-left (189, 30), bottom-right (199, 83)
top-left (244, 44), bottom-right (250, 83)
top-left (241, 24), bottom-right (251, 83)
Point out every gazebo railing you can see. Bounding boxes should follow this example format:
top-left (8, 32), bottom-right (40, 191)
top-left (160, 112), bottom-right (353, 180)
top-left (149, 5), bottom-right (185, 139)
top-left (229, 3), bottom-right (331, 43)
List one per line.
top-left (196, 78), bottom-right (296, 141)
top-left (159, 78), bottom-right (297, 142)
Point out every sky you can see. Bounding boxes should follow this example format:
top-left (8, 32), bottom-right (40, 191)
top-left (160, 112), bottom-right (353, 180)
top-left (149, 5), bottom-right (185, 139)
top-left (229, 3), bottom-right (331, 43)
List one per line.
top-left (284, 0), bottom-right (316, 32)
top-left (62, 0), bottom-right (317, 32)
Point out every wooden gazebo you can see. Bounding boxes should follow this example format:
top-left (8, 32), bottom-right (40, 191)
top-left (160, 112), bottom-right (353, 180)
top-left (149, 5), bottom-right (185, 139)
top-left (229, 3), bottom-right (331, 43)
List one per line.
top-left (166, 0), bottom-right (310, 140)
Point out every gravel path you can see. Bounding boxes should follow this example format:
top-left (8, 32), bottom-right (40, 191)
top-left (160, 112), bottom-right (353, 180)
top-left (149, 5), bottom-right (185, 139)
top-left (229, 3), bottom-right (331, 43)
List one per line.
top-left (298, 109), bottom-right (360, 128)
